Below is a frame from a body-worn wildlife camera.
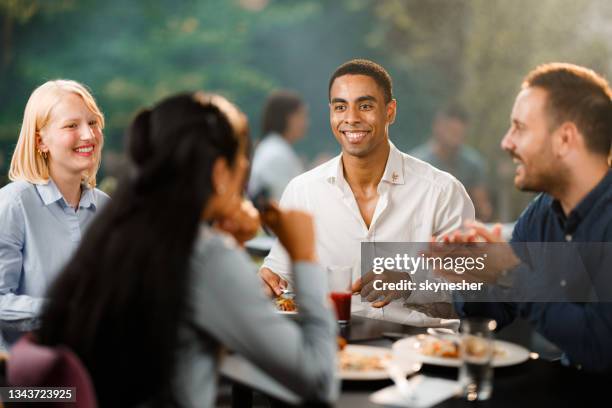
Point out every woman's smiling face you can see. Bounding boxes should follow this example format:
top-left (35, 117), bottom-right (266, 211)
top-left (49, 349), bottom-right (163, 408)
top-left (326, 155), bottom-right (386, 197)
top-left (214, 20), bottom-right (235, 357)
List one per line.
top-left (37, 92), bottom-right (103, 180)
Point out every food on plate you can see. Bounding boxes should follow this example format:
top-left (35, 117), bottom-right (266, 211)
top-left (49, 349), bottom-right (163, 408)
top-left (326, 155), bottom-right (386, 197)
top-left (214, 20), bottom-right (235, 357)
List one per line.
top-left (418, 334), bottom-right (460, 358)
top-left (463, 336), bottom-right (490, 358)
top-left (417, 334), bottom-right (506, 359)
top-left (339, 349), bottom-right (391, 371)
top-left (275, 296), bottom-right (297, 312)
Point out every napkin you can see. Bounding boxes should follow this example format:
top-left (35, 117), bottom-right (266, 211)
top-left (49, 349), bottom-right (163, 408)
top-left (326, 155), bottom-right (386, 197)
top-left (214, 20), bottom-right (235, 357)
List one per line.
top-left (370, 375), bottom-right (461, 407)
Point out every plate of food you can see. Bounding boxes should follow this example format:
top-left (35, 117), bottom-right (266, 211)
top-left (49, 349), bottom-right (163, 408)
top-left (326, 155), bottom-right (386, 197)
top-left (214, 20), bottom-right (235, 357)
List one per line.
top-left (338, 345), bottom-right (394, 380)
top-left (392, 334), bottom-right (530, 368)
top-left (338, 343), bottom-right (422, 381)
top-left (274, 296), bottom-right (298, 317)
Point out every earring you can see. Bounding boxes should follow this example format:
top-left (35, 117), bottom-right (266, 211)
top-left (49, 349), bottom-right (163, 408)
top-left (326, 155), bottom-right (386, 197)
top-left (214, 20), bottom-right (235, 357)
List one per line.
top-left (37, 149), bottom-right (48, 160)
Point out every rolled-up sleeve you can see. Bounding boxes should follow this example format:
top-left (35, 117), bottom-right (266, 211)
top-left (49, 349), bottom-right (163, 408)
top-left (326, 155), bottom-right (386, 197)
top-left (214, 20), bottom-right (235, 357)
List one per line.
top-left (433, 178), bottom-right (475, 237)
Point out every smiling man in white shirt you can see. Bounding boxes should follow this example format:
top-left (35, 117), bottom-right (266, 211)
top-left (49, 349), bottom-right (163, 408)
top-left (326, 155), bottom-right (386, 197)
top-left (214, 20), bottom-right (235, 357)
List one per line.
top-left (259, 59), bottom-right (475, 325)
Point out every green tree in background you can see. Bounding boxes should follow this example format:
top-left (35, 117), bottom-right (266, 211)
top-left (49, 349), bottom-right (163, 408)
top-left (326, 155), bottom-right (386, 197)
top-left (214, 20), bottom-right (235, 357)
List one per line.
top-left (368, 0), bottom-right (612, 220)
top-left (458, 0), bottom-right (612, 220)
top-left (0, 0), bottom-right (437, 165)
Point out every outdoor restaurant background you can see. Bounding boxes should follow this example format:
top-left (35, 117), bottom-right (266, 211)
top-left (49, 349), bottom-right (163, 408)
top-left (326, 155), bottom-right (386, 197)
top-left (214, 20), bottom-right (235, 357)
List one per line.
top-left (1, 0), bottom-right (611, 221)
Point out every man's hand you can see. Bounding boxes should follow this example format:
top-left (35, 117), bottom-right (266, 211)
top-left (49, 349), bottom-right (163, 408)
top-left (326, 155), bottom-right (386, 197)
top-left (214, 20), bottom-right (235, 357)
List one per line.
top-left (259, 267), bottom-right (288, 298)
top-left (429, 221), bottom-right (521, 284)
top-left (216, 200), bottom-right (261, 245)
top-left (352, 270), bottom-right (409, 308)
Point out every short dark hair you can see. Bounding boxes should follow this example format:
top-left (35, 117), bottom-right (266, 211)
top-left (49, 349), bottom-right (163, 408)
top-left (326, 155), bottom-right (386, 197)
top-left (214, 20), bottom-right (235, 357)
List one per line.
top-left (328, 59), bottom-right (393, 103)
top-left (261, 90), bottom-right (304, 137)
top-left (523, 62), bottom-right (612, 156)
top-left (437, 103), bottom-right (469, 123)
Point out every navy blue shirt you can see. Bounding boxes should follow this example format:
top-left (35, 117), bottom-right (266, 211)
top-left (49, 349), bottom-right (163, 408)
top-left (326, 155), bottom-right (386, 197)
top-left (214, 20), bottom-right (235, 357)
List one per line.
top-left (512, 170), bottom-right (612, 242)
top-left (460, 170), bottom-right (612, 372)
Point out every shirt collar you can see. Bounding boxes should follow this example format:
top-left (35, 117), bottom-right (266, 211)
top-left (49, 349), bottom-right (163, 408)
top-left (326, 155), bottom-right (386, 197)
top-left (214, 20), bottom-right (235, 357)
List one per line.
top-left (79, 185), bottom-right (96, 209)
top-left (35, 179), bottom-right (97, 209)
top-left (325, 141), bottom-right (405, 186)
top-left (325, 153), bottom-right (343, 186)
top-left (380, 142), bottom-right (405, 185)
top-left (35, 179), bottom-right (64, 206)
top-left (550, 169), bottom-right (612, 230)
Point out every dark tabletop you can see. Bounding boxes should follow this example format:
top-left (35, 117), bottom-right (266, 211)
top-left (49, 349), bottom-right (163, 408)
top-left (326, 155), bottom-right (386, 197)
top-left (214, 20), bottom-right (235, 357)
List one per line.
top-left (338, 316), bottom-right (610, 408)
top-left (338, 315), bottom-right (427, 343)
top-left (339, 356), bottom-right (610, 408)
top-left (228, 315), bottom-right (611, 408)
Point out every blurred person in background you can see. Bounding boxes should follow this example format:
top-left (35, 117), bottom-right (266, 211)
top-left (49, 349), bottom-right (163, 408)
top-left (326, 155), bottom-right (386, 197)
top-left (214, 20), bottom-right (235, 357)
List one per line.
top-left (248, 90), bottom-right (308, 201)
top-left (411, 104), bottom-right (493, 221)
top-left (37, 92), bottom-right (337, 407)
top-left (0, 80), bottom-right (108, 350)
top-left (259, 59), bottom-right (474, 326)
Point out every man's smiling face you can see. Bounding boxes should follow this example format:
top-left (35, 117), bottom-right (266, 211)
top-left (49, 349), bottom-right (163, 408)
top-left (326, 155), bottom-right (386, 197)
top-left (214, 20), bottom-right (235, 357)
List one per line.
top-left (501, 87), bottom-right (561, 193)
top-left (329, 74), bottom-right (396, 158)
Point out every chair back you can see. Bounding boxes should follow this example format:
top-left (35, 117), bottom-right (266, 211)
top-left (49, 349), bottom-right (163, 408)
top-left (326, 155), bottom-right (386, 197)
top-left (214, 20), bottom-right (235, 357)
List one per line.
top-left (7, 333), bottom-right (97, 408)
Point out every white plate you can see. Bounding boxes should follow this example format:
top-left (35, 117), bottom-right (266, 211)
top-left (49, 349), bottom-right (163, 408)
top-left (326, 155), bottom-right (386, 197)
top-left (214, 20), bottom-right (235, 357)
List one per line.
top-left (339, 345), bottom-right (392, 380)
top-left (339, 345), bottom-right (414, 381)
top-left (393, 335), bottom-right (530, 368)
top-left (276, 310), bottom-right (298, 318)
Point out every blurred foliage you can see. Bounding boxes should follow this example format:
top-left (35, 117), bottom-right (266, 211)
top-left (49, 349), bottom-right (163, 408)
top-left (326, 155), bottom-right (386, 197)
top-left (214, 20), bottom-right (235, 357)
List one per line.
top-left (367, 0), bottom-right (612, 219)
top-left (455, 0), bottom-right (612, 217)
top-left (1, 0), bottom-right (611, 219)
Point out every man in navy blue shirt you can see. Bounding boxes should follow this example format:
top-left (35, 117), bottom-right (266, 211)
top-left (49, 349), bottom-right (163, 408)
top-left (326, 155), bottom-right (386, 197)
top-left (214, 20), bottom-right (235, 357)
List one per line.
top-left (448, 63), bottom-right (612, 372)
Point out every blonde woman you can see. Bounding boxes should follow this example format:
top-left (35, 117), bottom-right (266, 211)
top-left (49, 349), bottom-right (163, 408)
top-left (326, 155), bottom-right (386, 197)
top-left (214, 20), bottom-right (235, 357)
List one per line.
top-left (0, 80), bottom-right (109, 347)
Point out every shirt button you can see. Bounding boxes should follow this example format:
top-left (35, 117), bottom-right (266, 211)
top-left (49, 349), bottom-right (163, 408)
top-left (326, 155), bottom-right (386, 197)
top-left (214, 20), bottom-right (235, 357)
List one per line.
top-left (565, 234), bottom-right (572, 242)
top-left (560, 279), bottom-right (567, 287)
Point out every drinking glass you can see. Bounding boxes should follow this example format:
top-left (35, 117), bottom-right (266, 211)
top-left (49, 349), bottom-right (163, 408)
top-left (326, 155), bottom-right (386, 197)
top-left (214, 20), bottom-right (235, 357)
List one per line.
top-left (326, 266), bottom-right (353, 324)
top-left (458, 318), bottom-right (496, 401)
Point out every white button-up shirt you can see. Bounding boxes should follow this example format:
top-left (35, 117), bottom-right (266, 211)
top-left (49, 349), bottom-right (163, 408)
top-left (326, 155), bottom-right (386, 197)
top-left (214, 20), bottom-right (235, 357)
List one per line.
top-left (262, 142), bottom-right (475, 326)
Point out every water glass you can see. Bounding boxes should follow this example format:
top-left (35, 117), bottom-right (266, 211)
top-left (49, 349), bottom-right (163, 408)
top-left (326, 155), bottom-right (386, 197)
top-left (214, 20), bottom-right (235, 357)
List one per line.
top-left (458, 318), bottom-right (496, 401)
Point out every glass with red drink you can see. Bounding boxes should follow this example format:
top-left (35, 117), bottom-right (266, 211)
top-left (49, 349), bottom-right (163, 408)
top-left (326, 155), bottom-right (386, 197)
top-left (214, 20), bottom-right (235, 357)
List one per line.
top-left (326, 266), bottom-right (353, 324)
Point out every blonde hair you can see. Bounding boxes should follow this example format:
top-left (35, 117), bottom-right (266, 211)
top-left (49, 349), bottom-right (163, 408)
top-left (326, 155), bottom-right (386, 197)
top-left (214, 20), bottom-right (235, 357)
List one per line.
top-left (8, 80), bottom-right (105, 188)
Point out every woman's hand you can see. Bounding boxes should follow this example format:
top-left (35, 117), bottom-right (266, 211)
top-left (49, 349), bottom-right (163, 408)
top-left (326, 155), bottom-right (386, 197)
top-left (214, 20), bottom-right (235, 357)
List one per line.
top-left (261, 203), bottom-right (316, 263)
top-left (216, 200), bottom-right (261, 245)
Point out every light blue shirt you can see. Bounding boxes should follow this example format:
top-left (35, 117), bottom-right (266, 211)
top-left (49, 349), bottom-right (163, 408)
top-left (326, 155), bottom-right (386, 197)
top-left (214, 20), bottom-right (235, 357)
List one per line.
top-left (0, 179), bottom-right (109, 322)
top-left (173, 225), bottom-right (338, 406)
top-left (248, 133), bottom-right (305, 201)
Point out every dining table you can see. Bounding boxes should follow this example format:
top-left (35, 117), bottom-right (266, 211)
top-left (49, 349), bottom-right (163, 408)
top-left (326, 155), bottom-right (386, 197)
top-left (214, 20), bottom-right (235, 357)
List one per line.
top-left (220, 314), bottom-right (611, 408)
